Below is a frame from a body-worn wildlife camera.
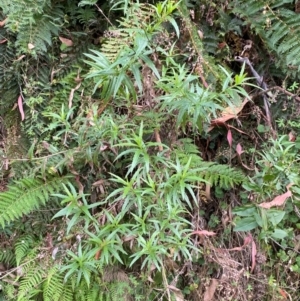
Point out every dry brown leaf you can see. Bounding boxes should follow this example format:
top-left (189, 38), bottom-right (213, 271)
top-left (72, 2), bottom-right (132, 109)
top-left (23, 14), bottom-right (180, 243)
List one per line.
top-left (168, 285), bottom-right (181, 292)
top-left (28, 43), bottom-right (35, 50)
top-left (278, 288), bottom-right (288, 300)
top-left (172, 291), bottom-right (184, 301)
top-left (205, 184), bottom-right (211, 201)
top-left (221, 98), bottom-right (249, 116)
top-left (154, 129), bottom-right (163, 152)
top-left (96, 102), bottom-right (109, 117)
top-left (203, 278), bottom-right (218, 301)
top-left (288, 131), bottom-right (296, 142)
top-left (259, 190), bottom-right (292, 209)
top-left (192, 230), bottom-right (216, 236)
top-left (236, 143), bottom-right (243, 156)
top-left (59, 36), bottom-right (73, 47)
top-left (210, 114), bottom-right (235, 126)
top-left (92, 179), bottom-right (105, 187)
top-left (209, 98), bottom-right (249, 129)
top-left (227, 234), bottom-right (252, 251)
top-left (17, 95), bottom-right (25, 121)
top-left (227, 129), bottom-right (233, 147)
top-left (169, 287), bottom-right (184, 301)
top-left (68, 82), bottom-right (81, 109)
top-left (4, 158), bottom-right (8, 170)
top-left (197, 30), bottom-right (203, 39)
top-left (0, 18), bottom-right (7, 27)
top-left (0, 39), bottom-right (7, 44)
top-left (14, 55), bottom-right (26, 62)
top-left (251, 239), bottom-right (257, 273)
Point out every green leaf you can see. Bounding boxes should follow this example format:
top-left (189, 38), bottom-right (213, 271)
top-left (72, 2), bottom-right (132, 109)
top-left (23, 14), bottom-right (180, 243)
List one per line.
top-left (131, 63), bottom-right (143, 92)
top-left (140, 54), bottom-right (160, 79)
top-left (232, 206), bottom-right (257, 217)
top-left (168, 17), bottom-right (180, 38)
top-left (253, 212), bottom-right (263, 228)
top-left (257, 124), bottom-right (267, 133)
top-left (271, 228), bottom-right (288, 239)
top-left (234, 216), bottom-right (258, 231)
top-left (79, 0), bottom-right (98, 6)
top-left (266, 209), bottom-right (285, 226)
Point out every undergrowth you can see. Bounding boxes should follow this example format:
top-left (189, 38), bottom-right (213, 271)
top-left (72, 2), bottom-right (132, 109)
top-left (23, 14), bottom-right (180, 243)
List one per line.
top-left (0, 0), bottom-right (300, 300)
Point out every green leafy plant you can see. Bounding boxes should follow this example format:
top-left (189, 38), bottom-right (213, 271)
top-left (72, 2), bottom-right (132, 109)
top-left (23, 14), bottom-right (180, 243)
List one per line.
top-left (52, 183), bottom-right (101, 234)
top-left (4, 0), bottom-right (300, 300)
top-left (0, 175), bottom-right (71, 227)
top-left (232, 0), bottom-right (300, 78)
top-left (233, 135), bottom-right (300, 242)
top-left (61, 243), bottom-right (99, 287)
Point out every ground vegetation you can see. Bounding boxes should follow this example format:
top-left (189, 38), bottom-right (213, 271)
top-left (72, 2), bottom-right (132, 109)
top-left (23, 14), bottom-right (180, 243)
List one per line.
top-left (0, 0), bottom-right (300, 300)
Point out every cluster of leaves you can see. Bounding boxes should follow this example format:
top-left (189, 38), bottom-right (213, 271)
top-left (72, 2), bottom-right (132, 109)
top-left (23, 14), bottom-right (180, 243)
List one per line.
top-left (1, 0), bottom-right (300, 300)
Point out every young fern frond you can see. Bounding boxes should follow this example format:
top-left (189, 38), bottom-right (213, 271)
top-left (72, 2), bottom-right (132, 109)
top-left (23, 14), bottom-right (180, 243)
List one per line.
top-left (0, 175), bottom-right (71, 228)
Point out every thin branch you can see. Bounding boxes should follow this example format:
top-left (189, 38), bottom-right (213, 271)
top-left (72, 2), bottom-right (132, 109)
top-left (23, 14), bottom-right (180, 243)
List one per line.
top-left (154, 129), bottom-right (163, 152)
top-left (234, 56), bottom-right (272, 129)
top-left (95, 4), bottom-right (114, 27)
top-left (256, 86), bottom-right (300, 102)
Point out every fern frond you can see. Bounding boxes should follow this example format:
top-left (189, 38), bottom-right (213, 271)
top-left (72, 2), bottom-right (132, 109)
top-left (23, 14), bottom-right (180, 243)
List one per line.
top-left (86, 283), bottom-right (101, 301)
top-left (1, 283), bottom-right (17, 300)
top-left (232, 0), bottom-right (300, 76)
top-left (15, 235), bottom-right (35, 266)
top-left (176, 138), bottom-right (200, 155)
top-left (43, 266), bottom-right (71, 301)
top-left (0, 0), bottom-right (64, 54)
top-left (199, 163), bottom-right (246, 188)
top-left (18, 266), bottom-right (44, 301)
top-left (61, 284), bottom-right (73, 301)
top-left (0, 175), bottom-right (72, 227)
top-left (109, 281), bottom-right (132, 301)
top-left (100, 3), bottom-right (155, 62)
top-left (0, 248), bottom-right (15, 266)
top-left (0, 26), bottom-right (20, 113)
top-left (174, 139), bottom-right (246, 188)
top-left (76, 7), bottom-right (97, 25)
